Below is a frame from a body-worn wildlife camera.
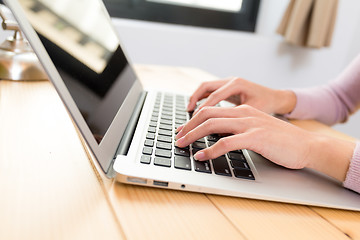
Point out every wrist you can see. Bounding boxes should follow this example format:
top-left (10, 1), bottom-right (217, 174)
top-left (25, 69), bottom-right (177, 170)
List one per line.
top-left (306, 133), bottom-right (355, 182)
top-left (274, 90), bottom-right (296, 115)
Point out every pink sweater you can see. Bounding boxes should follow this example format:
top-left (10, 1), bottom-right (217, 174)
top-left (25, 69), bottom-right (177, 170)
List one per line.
top-left (287, 54), bottom-right (360, 193)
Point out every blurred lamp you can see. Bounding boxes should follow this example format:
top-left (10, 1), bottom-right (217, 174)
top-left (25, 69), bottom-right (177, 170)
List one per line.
top-left (0, 4), bottom-right (47, 81)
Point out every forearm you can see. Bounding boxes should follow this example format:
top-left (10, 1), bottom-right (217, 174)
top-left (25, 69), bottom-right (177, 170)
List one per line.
top-left (306, 133), bottom-right (355, 182)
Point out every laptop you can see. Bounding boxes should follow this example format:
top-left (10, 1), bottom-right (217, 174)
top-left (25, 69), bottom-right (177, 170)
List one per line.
top-left (6, 0), bottom-right (360, 211)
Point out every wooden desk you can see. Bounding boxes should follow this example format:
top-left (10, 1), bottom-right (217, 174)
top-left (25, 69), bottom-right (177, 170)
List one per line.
top-left (1, 65), bottom-right (360, 240)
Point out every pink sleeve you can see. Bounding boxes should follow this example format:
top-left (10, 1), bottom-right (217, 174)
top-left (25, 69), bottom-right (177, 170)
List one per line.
top-left (286, 53), bottom-right (360, 125)
top-left (343, 142), bottom-right (360, 193)
top-left (285, 54), bottom-right (360, 193)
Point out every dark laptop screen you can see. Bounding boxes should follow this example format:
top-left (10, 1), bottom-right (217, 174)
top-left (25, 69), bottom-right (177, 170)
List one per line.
top-left (19, 0), bottom-right (137, 143)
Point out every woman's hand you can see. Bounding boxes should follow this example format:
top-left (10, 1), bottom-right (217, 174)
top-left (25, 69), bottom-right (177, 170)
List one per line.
top-left (176, 105), bottom-right (355, 182)
top-left (187, 77), bottom-right (296, 116)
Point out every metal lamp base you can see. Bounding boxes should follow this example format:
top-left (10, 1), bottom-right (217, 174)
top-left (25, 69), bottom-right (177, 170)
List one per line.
top-left (0, 38), bottom-right (47, 81)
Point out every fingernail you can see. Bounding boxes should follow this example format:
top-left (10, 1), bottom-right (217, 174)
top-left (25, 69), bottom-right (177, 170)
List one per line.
top-left (175, 129), bottom-right (185, 140)
top-left (175, 124), bottom-right (184, 133)
top-left (194, 151), bottom-right (205, 161)
top-left (175, 137), bottom-right (185, 147)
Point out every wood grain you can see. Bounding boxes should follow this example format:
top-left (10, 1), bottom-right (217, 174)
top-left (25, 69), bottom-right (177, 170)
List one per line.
top-left (208, 196), bottom-right (349, 240)
top-left (110, 183), bottom-right (245, 240)
top-left (312, 207), bottom-right (360, 239)
top-left (0, 80), bottom-right (124, 240)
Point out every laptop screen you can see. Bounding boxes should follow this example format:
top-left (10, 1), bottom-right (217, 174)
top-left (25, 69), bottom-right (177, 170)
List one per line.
top-left (19, 0), bottom-right (137, 143)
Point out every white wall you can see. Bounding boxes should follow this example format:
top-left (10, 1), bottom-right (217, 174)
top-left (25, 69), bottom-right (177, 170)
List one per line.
top-left (111, 0), bottom-right (360, 138)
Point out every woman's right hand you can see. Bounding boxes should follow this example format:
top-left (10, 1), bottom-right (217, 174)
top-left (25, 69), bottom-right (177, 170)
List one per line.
top-left (176, 105), bottom-right (355, 182)
top-left (187, 77), bottom-right (297, 116)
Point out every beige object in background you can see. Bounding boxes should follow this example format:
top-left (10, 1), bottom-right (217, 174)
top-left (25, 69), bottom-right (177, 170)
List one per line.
top-left (277, 0), bottom-right (338, 48)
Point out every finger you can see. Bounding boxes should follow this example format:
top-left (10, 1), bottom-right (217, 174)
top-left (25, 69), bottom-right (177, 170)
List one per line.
top-left (187, 80), bottom-right (227, 111)
top-left (177, 105), bottom-right (257, 140)
top-left (195, 79), bottom-right (241, 114)
top-left (175, 124), bottom-right (185, 133)
top-left (176, 106), bottom-right (236, 140)
top-left (194, 133), bottom-right (252, 161)
top-left (176, 118), bottom-right (249, 148)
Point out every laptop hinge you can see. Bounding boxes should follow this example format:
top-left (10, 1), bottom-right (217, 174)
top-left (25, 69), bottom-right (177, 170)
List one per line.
top-left (106, 91), bottom-right (147, 178)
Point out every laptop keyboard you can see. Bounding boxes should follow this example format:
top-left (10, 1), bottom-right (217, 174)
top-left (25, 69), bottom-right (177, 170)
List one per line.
top-left (141, 92), bottom-right (255, 181)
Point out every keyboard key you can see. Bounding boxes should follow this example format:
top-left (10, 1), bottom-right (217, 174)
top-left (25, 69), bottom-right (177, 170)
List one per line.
top-left (207, 134), bottom-right (219, 142)
top-left (146, 133), bottom-right (155, 140)
top-left (157, 135), bottom-right (172, 143)
top-left (151, 116), bottom-right (158, 122)
top-left (161, 115), bottom-right (172, 120)
top-left (176, 107), bottom-right (186, 112)
top-left (175, 115), bottom-right (187, 121)
top-left (230, 160), bottom-right (249, 169)
top-left (159, 124), bottom-right (172, 131)
top-left (155, 149), bottom-right (172, 158)
top-left (188, 111), bottom-right (194, 119)
top-left (156, 142), bottom-right (172, 150)
top-left (176, 110), bottom-right (186, 115)
top-left (207, 140), bottom-right (216, 147)
top-left (192, 141), bottom-right (206, 149)
top-left (140, 155), bottom-right (151, 164)
top-left (195, 137), bottom-right (205, 143)
top-left (175, 119), bottom-right (186, 125)
top-left (192, 148), bottom-right (201, 155)
top-left (158, 129), bottom-right (172, 136)
top-left (160, 119), bottom-right (172, 126)
top-left (174, 147), bottom-right (190, 157)
top-left (148, 126), bottom-right (156, 133)
top-left (174, 156), bottom-right (191, 170)
top-left (144, 139), bottom-right (154, 147)
top-left (163, 103), bottom-right (173, 108)
top-left (154, 157), bottom-right (171, 167)
top-left (227, 152), bottom-right (247, 162)
top-left (149, 121), bottom-right (157, 127)
top-left (142, 147), bottom-right (153, 155)
top-left (162, 107), bottom-right (173, 112)
top-left (230, 149), bottom-right (243, 154)
top-left (233, 168), bottom-right (255, 180)
top-left (194, 160), bottom-right (211, 173)
top-left (212, 156), bottom-right (232, 176)
top-left (162, 111), bottom-right (172, 116)
top-left (162, 106), bottom-right (173, 111)
top-left (180, 145), bottom-right (189, 150)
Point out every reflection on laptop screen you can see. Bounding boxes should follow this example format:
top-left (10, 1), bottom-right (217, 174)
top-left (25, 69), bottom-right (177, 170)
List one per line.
top-left (20, 0), bottom-right (137, 143)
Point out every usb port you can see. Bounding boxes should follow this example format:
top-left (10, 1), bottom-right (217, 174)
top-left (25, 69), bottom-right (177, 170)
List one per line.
top-left (153, 180), bottom-right (168, 187)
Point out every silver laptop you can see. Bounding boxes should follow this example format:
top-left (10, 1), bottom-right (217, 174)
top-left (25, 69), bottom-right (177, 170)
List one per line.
top-left (6, 0), bottom-right (360, 211)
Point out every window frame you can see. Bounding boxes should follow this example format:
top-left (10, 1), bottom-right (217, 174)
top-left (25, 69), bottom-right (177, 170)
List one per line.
top-left (103, 0), bottom-right (261, 32)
